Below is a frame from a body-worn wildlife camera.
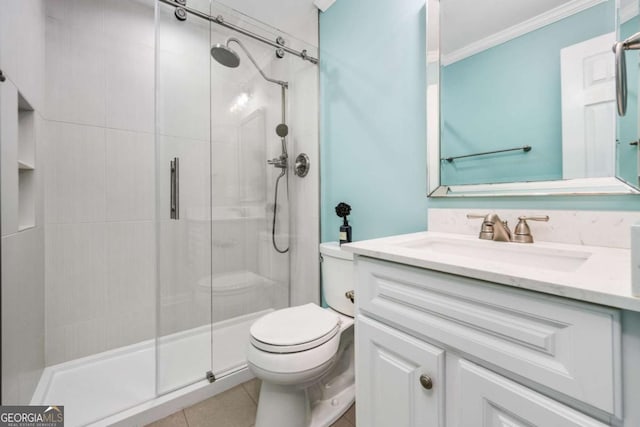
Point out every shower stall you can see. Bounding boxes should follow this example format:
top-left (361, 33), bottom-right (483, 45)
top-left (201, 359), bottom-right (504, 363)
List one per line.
top-left (0, 0), bottom-right (319, 425)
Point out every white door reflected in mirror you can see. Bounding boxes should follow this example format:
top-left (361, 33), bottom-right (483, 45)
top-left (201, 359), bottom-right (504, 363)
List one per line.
top-left (560, 32), bottom-right (615, 179)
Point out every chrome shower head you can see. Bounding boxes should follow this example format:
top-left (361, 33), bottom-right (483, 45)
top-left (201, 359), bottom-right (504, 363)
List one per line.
top-left (211, 37), bottom-right (288, 88)
top-left (211, 43), bottom-right (240, 68)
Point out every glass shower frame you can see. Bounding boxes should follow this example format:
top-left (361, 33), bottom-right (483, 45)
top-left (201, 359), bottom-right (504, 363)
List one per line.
top-left (154, 0), bottom-right (318, 396)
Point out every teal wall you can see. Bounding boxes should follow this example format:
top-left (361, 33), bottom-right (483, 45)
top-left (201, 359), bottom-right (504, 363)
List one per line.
top-left (441, 2), bottom-right (613, 185)
top-left (319, 1), bottom-right (640, 245)
top-left (319, 0), bottom-right (428, 242)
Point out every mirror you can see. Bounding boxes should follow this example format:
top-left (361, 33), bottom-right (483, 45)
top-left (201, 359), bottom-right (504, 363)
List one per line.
top-left (427, 0), bottom-right (640, 196)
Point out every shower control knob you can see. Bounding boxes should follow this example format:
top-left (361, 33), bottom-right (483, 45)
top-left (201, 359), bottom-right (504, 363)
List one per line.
top-left (419, 374), bottom-right (433, 390)
top-left (0, 69), bottom-right (5, 82)
top-left (294, 153), bottom-right (310, 177)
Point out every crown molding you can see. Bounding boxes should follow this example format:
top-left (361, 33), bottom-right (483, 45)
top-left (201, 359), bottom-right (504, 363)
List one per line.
top-left (620, 0), bottom-right (639, 23)
top-left (442, 0), bottom-right (606, 65)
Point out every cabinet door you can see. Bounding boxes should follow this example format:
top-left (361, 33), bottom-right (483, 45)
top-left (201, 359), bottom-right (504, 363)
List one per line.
top-left (458, 360), bottom-right (608, 427)
top-left (357, 258), bottom-right (621, 416)
top-left (356, 316), bottom-right (444, 427)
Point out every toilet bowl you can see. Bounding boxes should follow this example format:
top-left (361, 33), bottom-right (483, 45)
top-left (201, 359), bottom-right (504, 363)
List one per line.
top-left (247, 242), bottom-right (355, 427)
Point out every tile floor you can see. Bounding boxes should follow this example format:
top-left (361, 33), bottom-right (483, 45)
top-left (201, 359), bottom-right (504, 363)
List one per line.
top-left (147, 378), bottom-right (356, 427)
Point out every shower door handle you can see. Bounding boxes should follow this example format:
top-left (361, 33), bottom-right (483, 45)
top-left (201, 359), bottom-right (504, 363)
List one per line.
top-left (170, 157), bottom-right (179, 220)
top-left (614, 32), bottom-right (640, 116)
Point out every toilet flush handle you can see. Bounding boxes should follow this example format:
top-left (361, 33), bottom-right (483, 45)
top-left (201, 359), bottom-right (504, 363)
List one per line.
top-left (345, 290), bottom-right (355, 303)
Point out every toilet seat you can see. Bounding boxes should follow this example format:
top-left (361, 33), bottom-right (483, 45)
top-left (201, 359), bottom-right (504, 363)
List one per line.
top-left (250, 303), bottom-right (341, 354)
top-left (248, 332), bottom-right (341, 381)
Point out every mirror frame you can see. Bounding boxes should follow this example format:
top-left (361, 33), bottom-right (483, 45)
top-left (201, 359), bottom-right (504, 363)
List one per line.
top-left (426, 0), bottom-right (640, 197)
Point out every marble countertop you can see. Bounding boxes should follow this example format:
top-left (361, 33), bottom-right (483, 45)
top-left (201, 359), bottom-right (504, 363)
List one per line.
top-left (342, 231), bottom-right (640, 312)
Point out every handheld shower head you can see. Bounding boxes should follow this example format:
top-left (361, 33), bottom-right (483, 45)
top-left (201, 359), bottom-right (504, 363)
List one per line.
top-left (275, 123), bottom-right (288, 138)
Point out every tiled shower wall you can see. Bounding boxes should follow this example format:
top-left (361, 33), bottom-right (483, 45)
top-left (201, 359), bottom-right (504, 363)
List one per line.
top-left (0, 0), bottom-right (318, 402)
top-left (0, 0), bottom-right (46, 404)
top-left (42, 0), bottom-right (320, 365)
top-left (43, 0), bottom-right (156, 364)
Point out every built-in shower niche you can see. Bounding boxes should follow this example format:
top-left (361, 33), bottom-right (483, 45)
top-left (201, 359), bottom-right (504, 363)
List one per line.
top-left (18, 93), bottom-right (35, 231)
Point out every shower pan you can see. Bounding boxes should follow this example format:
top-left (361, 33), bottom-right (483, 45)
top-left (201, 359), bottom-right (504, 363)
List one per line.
top-left (10, 1), bottom-right (320, 425)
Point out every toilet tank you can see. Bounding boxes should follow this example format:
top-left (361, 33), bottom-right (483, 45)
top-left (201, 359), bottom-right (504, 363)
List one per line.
top-left (320, 242), bottom-right (354, 317)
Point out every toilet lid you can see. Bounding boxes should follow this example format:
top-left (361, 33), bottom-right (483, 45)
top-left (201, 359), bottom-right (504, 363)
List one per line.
top-left (250, 303), bottom-right (341, 353)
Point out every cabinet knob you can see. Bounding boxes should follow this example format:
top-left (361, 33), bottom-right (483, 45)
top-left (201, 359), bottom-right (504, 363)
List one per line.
top-left (419, 374), bottom-right (433, 390)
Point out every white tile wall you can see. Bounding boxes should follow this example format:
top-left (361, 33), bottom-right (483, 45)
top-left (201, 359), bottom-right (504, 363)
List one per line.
top-left (105, 130), bottom-right (154, 221)
top-left (45, 0), bottom-right (106, 34)
top-left (45, 0), bottom-right (156, 130)
top-left (0, 0), bottom-right (46, 111)
top-left (1, 81), bottom-right (19, 237)
top-left (43, 0), bottom-right (157, 364)
top-left (102, 0), bottom-right (155, 48)
top-left (65, 318), bottom-right (109, 360)
top-left (45, 121), bottom-right (106, 224)
top-left (212, 136), bottom-right (241, 207)
top-left (105, 40), bottom-right (154, 133)
top-left (45, 16), bottom-right (108, 126)
top-left (0, 0), bottom-right (47, 404)
top-left (105, 308), bottom-right (155, 350)
top-left (45, 223), bottom-right (108, 330)
top-left (1, 228), bottom-right (45, 404)
top-left (156, 48), bottom-right (210, 141)
top-left (106, 222), bottom-right (155, 314)
top-left (289, 60), bottom-right (320, 306)
top-left (44, 168), bottom-right (156, 363)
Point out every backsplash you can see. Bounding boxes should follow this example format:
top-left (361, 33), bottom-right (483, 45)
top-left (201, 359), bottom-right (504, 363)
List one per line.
top-left (428, 208), bottom-right (640, 249)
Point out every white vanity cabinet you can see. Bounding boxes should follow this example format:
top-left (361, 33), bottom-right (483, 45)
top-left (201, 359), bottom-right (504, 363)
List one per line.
top-left (354, 257), bottom-right (634, 427)
top-left (456, 360), bottom-right (608, 426)
top-left (356, 315), bottom-right (445, 427)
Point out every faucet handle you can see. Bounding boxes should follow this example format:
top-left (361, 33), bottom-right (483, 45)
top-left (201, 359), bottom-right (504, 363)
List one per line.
top-left (467, 213), bottom-right (494, 240)
top-left (466, 213), bottom-right (488, 219)
top-left (513, 215), bottom-right (549, 244)
top-left (518, 215), bottom-right (549, 222)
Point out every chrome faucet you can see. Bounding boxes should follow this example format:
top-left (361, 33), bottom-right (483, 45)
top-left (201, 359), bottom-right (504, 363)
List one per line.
top-left (467, 213), bottom-right (512, 242)
top-left (467, 213), bottom-right (550, 243)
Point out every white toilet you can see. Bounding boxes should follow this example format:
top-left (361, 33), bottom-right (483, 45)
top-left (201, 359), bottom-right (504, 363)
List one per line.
top-left (247, 242), bottom-right (355, 427)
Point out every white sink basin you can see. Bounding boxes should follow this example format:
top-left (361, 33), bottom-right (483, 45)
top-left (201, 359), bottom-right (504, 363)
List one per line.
top-left (397, 235), bottom-right (592, 273)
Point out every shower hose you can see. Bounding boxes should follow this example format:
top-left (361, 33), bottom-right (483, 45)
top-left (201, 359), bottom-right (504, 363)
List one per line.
top-left (272, 169), bottom-right (289, 254)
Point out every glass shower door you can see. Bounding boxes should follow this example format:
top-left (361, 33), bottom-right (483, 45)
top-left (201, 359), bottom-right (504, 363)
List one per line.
top-left (206, 1), bottom-right (294, 379)
top-left (154, 0), bottom-right (315, 392)
top-left (155, 0), bottom-right (213, 394)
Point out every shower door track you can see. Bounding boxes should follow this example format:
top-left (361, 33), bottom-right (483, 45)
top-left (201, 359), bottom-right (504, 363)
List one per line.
top-left (158, 0), bottom-right (319, 64)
